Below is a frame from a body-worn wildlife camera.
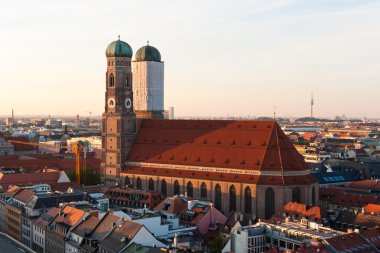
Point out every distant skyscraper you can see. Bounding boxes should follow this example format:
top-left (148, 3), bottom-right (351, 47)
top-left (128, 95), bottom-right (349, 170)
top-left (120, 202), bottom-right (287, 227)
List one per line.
top-left (310, 92), bottom-right (314, 118)
top-left (169, 106), bottom-right (174, 120)
top-left (132, 42), bottom-right (164, 119)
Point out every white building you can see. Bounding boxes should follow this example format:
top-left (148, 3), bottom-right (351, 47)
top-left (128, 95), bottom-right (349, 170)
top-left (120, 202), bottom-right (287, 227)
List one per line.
top-left (132, 43), bottom-right (164, 119)
top-left (0, 137), bottom-right (14, 155)
top-left (113, 208), bottom-right (196, 240)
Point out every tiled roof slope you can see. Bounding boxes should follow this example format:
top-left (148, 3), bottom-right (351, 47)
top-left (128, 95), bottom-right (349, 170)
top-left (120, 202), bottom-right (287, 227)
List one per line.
top-left (126, 120), bottom-right (316, 185)
top-left (53, 205), bottom-right (86, 227)
top-left (129, 120), bottom-right (309, 172)
top-left (98, 220), bottom-right (142, 252)
top-left (11, 188), bottom-right (35, 204)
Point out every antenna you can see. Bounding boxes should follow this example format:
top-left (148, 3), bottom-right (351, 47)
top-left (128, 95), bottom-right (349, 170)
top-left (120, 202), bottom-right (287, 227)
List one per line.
top-left (311, 91), bottom-right (314, 118)
top-left (86, 111), bottom-right (92, 127)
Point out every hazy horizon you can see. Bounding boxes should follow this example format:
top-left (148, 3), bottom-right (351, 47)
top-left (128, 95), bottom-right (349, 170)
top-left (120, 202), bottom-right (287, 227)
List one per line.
top-left (1, 0), bottom-right (379, 118)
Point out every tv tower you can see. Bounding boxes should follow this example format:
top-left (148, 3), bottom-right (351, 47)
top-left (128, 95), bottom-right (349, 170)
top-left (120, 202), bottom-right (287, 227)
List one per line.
top-left (310, 91), bottom-right (314, 118)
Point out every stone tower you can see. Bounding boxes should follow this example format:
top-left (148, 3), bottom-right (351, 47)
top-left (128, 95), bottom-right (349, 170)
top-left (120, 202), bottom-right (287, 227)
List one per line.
top-left (101, 37), bottom-right (136, 186)
top-left (132, 42), bottom-right (164, 119)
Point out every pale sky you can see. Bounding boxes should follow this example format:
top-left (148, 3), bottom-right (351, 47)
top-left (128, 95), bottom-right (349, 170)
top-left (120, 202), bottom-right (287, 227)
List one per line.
top-left (0, 0), bottom-right (379, 118)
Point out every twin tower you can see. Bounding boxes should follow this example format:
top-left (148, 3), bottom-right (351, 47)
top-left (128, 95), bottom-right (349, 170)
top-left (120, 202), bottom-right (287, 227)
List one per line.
top-left (101, 37), bottom-right (164, 186)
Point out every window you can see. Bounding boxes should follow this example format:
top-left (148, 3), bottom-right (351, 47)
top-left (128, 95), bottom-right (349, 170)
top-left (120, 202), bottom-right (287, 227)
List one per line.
top-left (161, 179), bottom-right (167, 195)
top-left (265, 188), bottom-right (275, 219)
top-left (136, 177), bottom-right (142, 190)
top-left (229, 185), bottom-right (236, 212)
top-left (200, 182), bottom-right (207, 199)
top-left (148, 178), bottom-right (155, 191)
top-left (109, 74), bottom-right (115, 87)
top-left (124, 176), bottom-right (130, 187)
top-left (187, 181), bottom-right (193, 197)
top-left (292, 187), bottom-right (301, 203)
top-left (173, 180), bottom-right (180, 195)
top-left (312, 186), bottom-right (316, 205)
top-left (245, 186), bottom-right (252, 213)
top-left (215, 184), bottom-right (222, 211)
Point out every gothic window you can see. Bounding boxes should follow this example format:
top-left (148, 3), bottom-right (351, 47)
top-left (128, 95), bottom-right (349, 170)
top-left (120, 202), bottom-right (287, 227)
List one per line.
top-left (265, 188), bottom-right (275, 219)
top-left (161, 179), bottom-right (167, 195)
top-left (229, 185), bottom-right (236, 212)
top-left (187, 181), bottom-right (193, 197)
top-left (136, 177), bottom-right (142, 190)
top-left (244, 186), bottom-right (252, 214)
top-left (124, 176), bottom-right (130, 187)
top-left (292, 187), bottom-right (301, 203)
top-left (312, 186), bottom-right (316, 205)
top-left (148, 178), bottom-right (155, 191)
top-left (215, 184), bottom-right (222, 211)
top-left (109, 74), bottom-right (115, 87)
top-left (200, 183), bottom-right (207, 199)
top-left (173, 180), bottom-right (180, 195)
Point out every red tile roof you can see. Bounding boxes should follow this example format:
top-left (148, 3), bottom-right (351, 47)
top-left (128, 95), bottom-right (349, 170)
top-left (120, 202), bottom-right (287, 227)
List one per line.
top-left (363, 204), bottom-right (380, 215)
top-left (71, 215), bottom-right (100, 237)
top-left (5, 137), bottom-right (38, 152)
top-left (360, 227), bottom-right (380, 249)
top-left (325, 232), bottom-right (378, 252)
top-left (129, 120), bottom-right (310, 173)
top-left (0, 170), bottom-right (62, 190)
top-left (319, 187), bottom-right (380, 207)
top-left (11, 188), bottom-right (35, 204)
top-left (0, 157), bottom-right (100, 172)
top-left (154, 196), bottom-right (189, 215)
top-left (125, 120), bottom-right (316, 185)
top-left (53, 205), bottom-right (85, 227)
top-left (281, 202), bottom-right (322, 220)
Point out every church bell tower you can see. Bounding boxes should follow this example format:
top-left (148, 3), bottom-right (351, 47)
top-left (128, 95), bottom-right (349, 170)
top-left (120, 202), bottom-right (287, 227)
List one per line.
top-left (101, 37), bottom-right (136, 186)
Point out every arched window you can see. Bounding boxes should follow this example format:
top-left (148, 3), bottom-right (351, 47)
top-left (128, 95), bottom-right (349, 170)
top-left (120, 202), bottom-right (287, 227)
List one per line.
top-left (200, 183), bottom-right (207, 199)
top-left (161, 179), bottom-right (167, 195)
top-left (148, 178), bottom-right (155, 191)
top-left (229, 185), bottom-right (236, 212)
top-left (215, 184), bottom-right (222, 211)
top-left (244, 186), bottom-right (252, 214)
top-left (187, 181), bottom-right (193, 197)
top-left (265, 188), bottom-right (275, 219)
top-left (136, 177), bottom-right (142, 190)
top-left (312, 186), bottom-right (316, 205)
top-left (292, 187), bottom-right (301, 203)
top-left (126, 77), bottom-right (129, 87)
top-left (124, 176), bottom-right (130, 188)
top-left (109, 74), bottom-right (115, 87)
top-left (173, 180), bottom-right (180, 195)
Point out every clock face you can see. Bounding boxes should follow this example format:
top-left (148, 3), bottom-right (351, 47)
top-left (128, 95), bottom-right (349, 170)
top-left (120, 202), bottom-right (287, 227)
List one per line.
top-left (108, 98), bottom-right (115, 108)
top-left (125, 98), bottom-right (132, 108)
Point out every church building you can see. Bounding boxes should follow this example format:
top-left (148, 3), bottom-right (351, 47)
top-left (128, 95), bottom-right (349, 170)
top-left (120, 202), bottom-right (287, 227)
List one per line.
top-left (100, 37), bottom-right (318, 219)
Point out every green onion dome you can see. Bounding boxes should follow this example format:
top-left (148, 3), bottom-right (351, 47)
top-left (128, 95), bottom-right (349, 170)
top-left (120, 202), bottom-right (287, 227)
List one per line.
top-left (106, 37), bottom-right (133, 58)
top-left (135, 42), bottom-right (161, 62)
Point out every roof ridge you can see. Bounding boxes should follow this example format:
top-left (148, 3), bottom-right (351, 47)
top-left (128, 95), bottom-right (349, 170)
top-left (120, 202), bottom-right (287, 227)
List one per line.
top-left (258, 121), bottom-right (276, 171)
top-left (274, 122), bottom-right (285, 185)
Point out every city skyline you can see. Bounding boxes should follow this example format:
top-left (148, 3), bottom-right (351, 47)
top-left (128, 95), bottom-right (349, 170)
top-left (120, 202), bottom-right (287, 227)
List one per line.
top-left (1, 0), bottom-right (379, 118)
